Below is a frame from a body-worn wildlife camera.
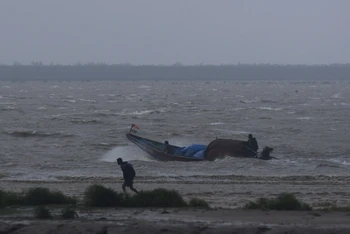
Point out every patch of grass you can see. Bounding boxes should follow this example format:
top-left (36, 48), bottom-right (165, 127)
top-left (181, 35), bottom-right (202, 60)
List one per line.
top-left (0, 208), bottom-right (21, 215)
top-left (84, 184), bottom-right (124, 207)
top-left (309, 212), bottom-right (322, 217)
top-left (0, 190), bottom-right (4, 207)
top-left (0, 190), bottom-right (25, 207)
top-left (318, 206), bottom-right (350, 212)
top-left (2, 186), bottom-right (208, 210)
top-left (244, 193), bottom-right (311, 211)
top-left (60, 207), bottom-right (78, 219)
top-left (34, 206), bottom-right (52, 219)
top-left (188, 198), bottom-right (210, 208)
top-left (24, 187), bottom-right (77, 206)
top-left (126, 188), bottom-right (187, 207)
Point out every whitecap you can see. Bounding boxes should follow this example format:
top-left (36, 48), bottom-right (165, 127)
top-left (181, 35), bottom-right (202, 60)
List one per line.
top-left (328, 159), bottom-right (350, 166)
top-left (99, 146), bottom-right (152, 162)
top-left (240, 99), bottom-right (258, 103)
top-left (129, 110), bottom-right (154, 115)
top-left (38, 106), bottom-right (47, 110)
top-left (138, 85), bottom-right (151, 89)
top-left (331, 93), bottom-right (342, 98)
top-left (209, 122), bottom-right (224, 125)
top-left (98, 94), bottom-right (115, 97)
top-left (258, 107), bottom-right (282, 111)
top-left (0, 102), bottom-right (15, 105)
top-left (78, 98), bottom-right (96, 103)
top-left (1, 106), bottom-right (16, 110)
top-left (297, 117), bottom-right (314, 120)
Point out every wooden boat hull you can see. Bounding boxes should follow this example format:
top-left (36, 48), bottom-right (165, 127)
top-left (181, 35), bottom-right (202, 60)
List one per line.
top-left (126, 133), bottom-right (204, 161)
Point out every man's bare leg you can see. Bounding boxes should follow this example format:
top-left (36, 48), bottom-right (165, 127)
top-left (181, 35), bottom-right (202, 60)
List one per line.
top-left (130, 185), bottom-right (139, 194)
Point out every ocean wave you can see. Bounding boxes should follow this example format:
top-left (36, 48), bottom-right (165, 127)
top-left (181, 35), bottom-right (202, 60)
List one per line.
top-left (316, 163), bottom-right (342, 169)
top-left (258, 107), bottom-right (282, 111)
top-left (240, 99), bottom-right (259, 104)
top-left (78, 98), bottom-right (97, 103)
top-left (115, 108), bottom-right (166, 116)
top-left (297, 117), bottom-right (314, 120)
top-left (138, 85), bottom-right (151, 89)
top-left (4, 130), bottom-right (74, 138)
top-left (70, 118), bottom-right (101, 124)
top-left (98, 94), bottom-right (116, 97)
top-left (328, 158), bottom-right (350, 166)
top-left (209, 122), bottom-right (224, 125)
top-left (331, 93), bottom-right (342, 99)
top-left (65, 99), bottom-right (76, 103)
top-left (1, 106), bottom-right (18, 111)
top-left (260, 99), bottom-right (278, 103)
top-left (0, 102), bottom-right (16, 105)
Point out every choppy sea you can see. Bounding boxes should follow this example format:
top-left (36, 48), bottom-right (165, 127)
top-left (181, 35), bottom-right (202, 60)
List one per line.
top-left (1, 80), bottom-right (350, 184)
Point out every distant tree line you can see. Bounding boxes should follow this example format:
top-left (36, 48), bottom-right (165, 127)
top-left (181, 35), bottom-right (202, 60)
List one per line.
top-left (0, 63), bottom-right (349, 81)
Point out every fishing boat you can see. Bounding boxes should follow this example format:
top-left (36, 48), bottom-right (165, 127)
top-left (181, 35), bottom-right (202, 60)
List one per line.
top-left (125, 124), bottom-right (274, 161)
top-left (126, 126), bottom-right (204, 162)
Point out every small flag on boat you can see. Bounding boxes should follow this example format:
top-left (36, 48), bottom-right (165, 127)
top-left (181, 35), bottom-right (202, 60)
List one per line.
top-left (130, 124), bottom-right (140, 133)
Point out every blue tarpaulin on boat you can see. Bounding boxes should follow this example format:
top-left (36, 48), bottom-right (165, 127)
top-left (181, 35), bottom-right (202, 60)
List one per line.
top-left (178, 144), bottom-right (206, 157)
top-left (193, 150), bottom-right (205, 159)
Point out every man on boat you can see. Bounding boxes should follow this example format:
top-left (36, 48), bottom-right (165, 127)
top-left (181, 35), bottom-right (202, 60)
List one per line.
top-left (164, 141), bottom-right (171, 153)
top-left (247, 134), bottom-right (259, 155)
top-left (117, 158), bottom-right (139, 194)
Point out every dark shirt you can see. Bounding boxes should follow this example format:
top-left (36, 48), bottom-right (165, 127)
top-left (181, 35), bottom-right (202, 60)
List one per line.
top-left (261, 148), bottom-right (270, 159)
top-left (248, 137), bottom-right (259, 152)
top-left (120, 161), bottom-right (136, 180)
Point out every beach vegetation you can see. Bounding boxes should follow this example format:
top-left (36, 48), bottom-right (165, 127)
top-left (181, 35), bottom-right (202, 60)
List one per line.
top-left (60, 206), bottom-right (78, 219)
top-left (244, 193), bottom-right (311, 211)
top-left (1, 185), bottom-right (210, 209)
top-left (318, 206), bottom-right (350, 212)
top-left (126, 188), bottom-right (187, 207)
top-left (188, 198), bottom-right (210, 208)
top-left (24, 187), bottom-right (77, 205)
top-left (0, 190), bottom-right (25, 207)
top-left (34, 206), bottom-right (52, 219)
top-left (83, 184), bottom-right (124, 207)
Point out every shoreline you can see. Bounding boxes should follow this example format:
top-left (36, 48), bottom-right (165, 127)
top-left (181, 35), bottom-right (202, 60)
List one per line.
top-left (2, 209), bottom-right (350, 234)
top-left (2, 177), bottom-right (350, 209)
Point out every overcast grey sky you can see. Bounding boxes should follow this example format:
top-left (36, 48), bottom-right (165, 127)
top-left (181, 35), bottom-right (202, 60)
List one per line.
top-left (0, 0), bottom-right (349, 65)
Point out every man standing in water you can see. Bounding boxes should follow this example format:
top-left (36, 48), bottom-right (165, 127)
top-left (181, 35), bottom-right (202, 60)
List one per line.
top-left (117, 158), bottom-right (139, 194)
top-left (248, 134), bottom-right (259, 155)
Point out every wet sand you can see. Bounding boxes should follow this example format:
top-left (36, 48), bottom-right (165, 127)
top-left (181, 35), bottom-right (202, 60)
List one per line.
top-left (1, 175), bottom-right (350, 208)
top-left (2, 176), bottom-right (350, 233)
top-left (1, 209), bottom-right (350, 234)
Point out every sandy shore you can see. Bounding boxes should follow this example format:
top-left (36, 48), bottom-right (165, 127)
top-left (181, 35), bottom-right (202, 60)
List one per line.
top-left (1, 209), bottom-right (350, 234)
top-left (2, 176), bottom-right (350, 233)
top-left (1, 175), bottom-right (350, 209)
